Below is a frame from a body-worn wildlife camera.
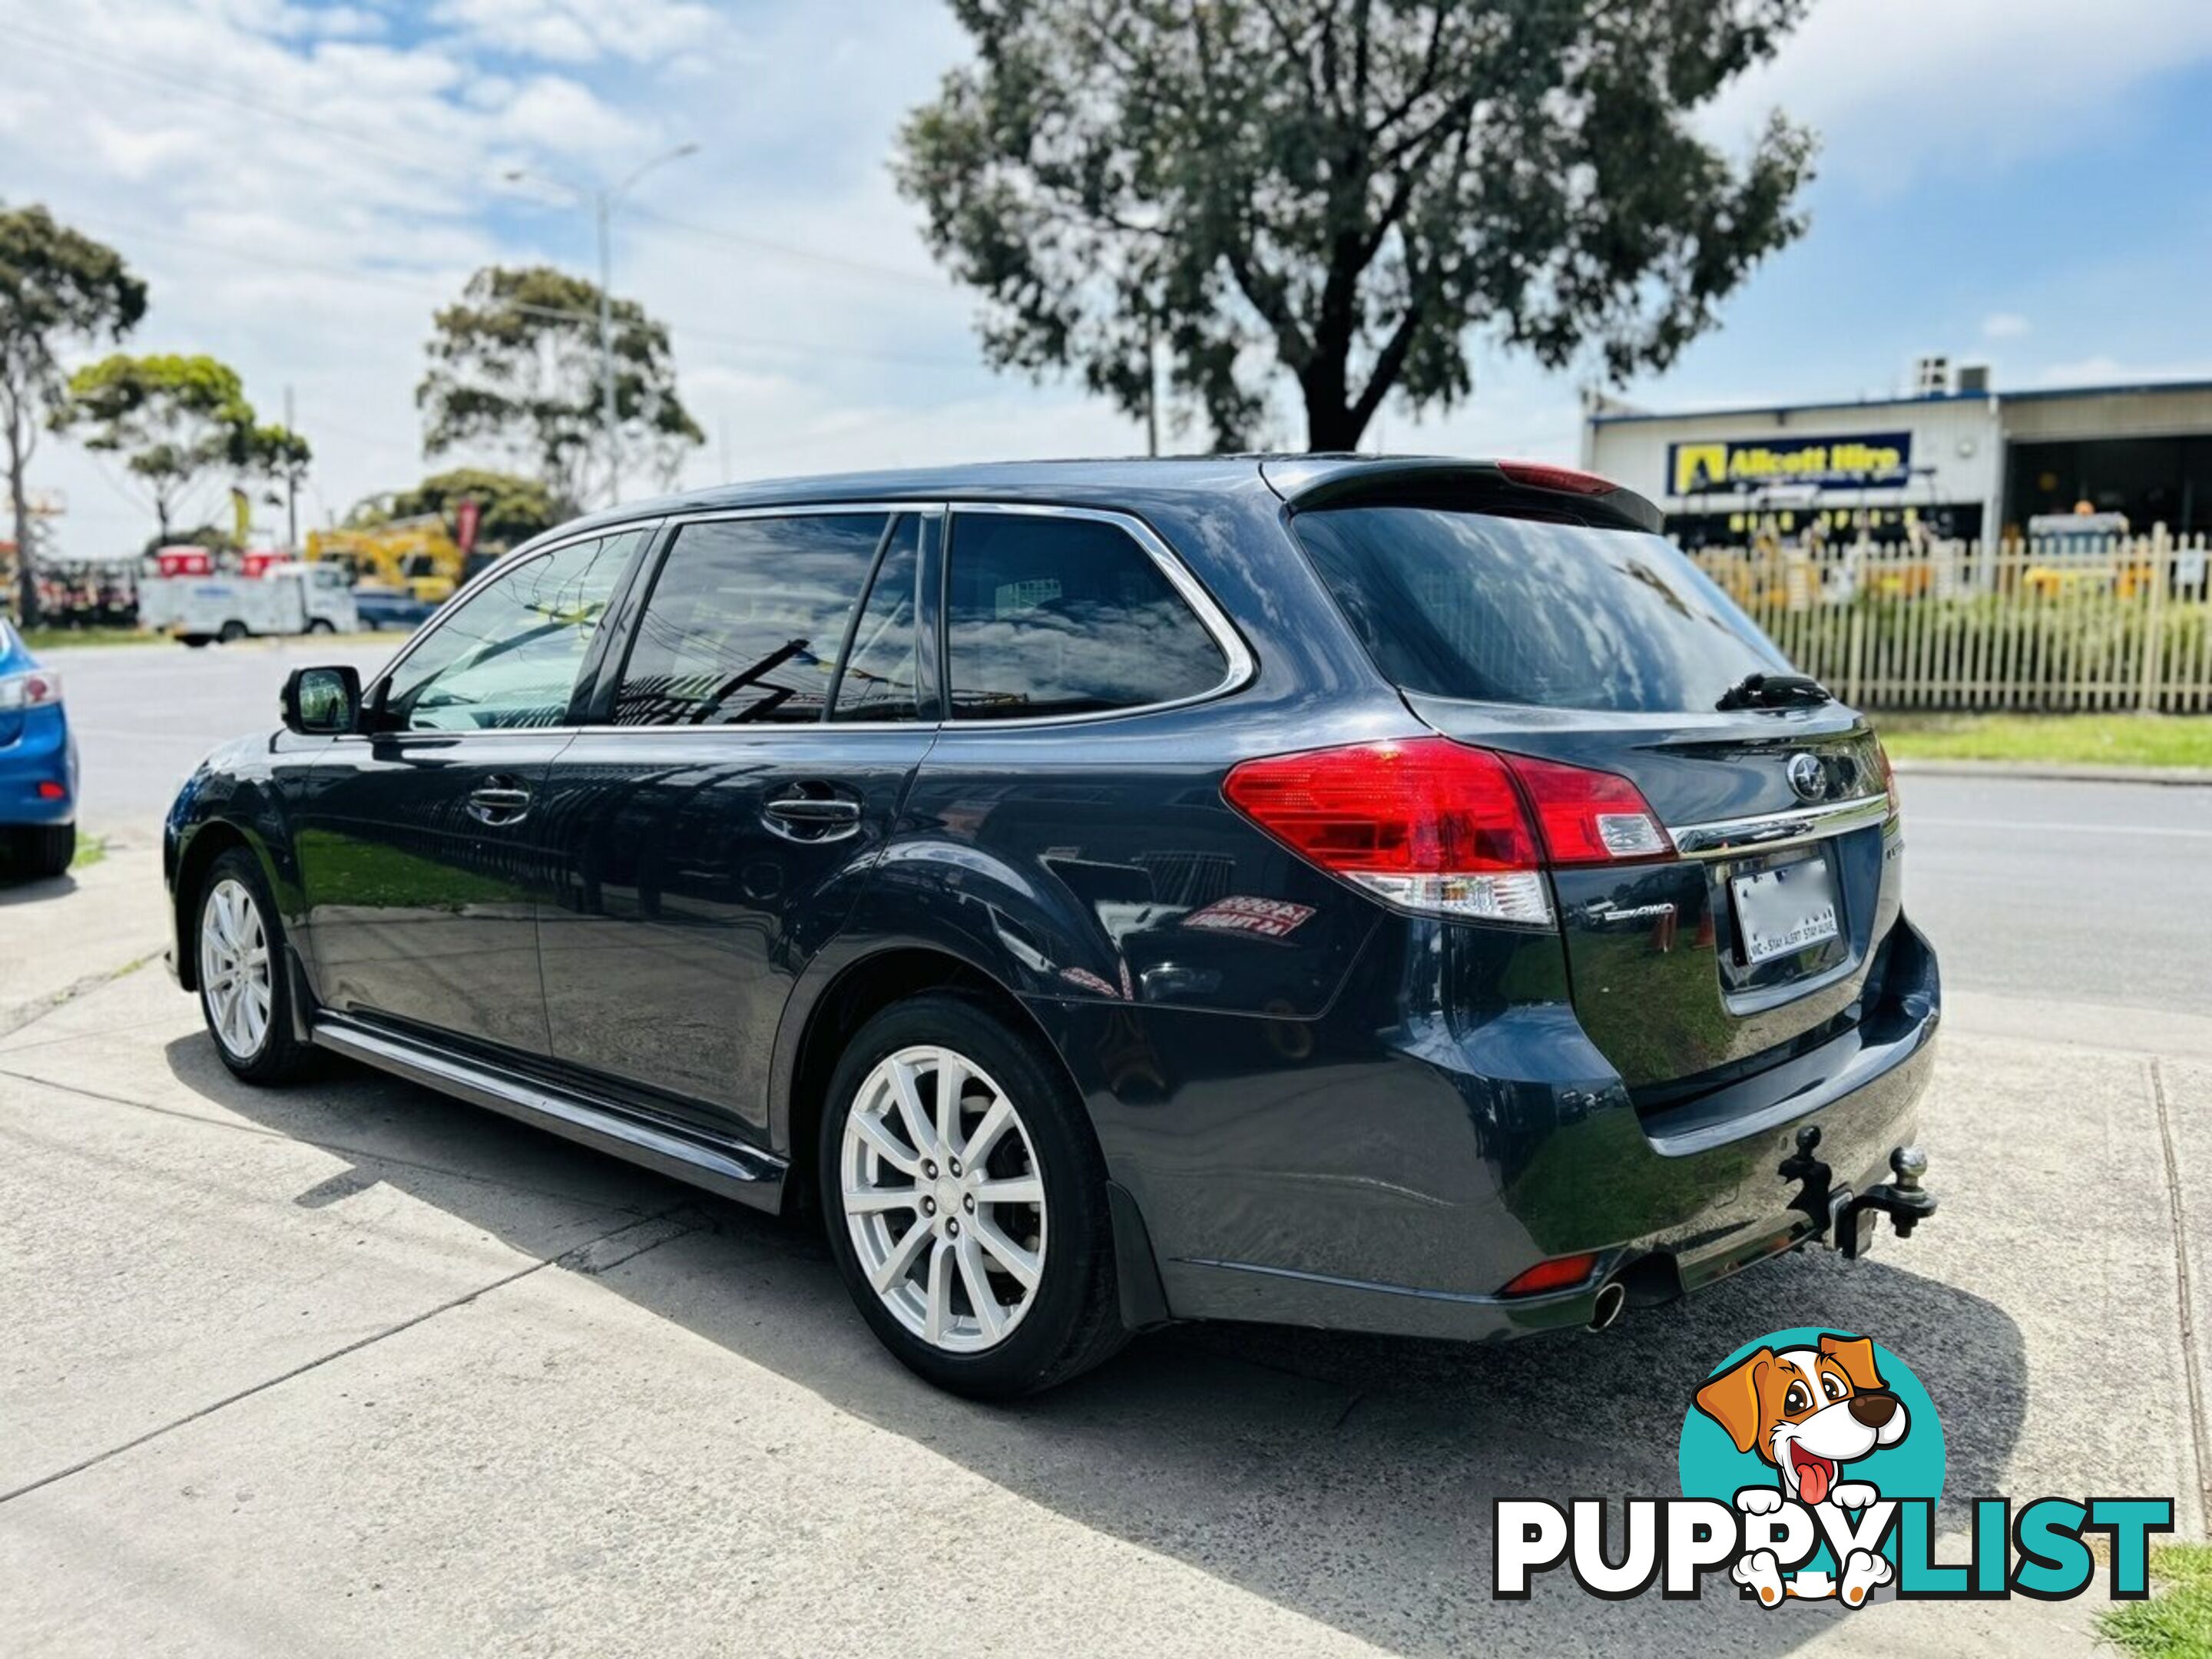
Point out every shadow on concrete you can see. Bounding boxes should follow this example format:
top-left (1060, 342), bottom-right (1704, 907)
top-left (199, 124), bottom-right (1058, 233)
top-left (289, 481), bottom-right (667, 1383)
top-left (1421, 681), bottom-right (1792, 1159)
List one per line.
top-left (0, 868), bottom-right (78, 902)
top-left (165, 1032), bottom-right (2027, 1656)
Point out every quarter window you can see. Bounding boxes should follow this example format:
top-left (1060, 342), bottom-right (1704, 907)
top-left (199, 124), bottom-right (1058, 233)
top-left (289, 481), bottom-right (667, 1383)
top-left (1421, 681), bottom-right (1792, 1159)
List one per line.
top-left (945, 513), bottom-right (1227, 720)
top-left (384, 534), bottom-right (632, 732)
top-left (612, 514), bottom-right (892, 726)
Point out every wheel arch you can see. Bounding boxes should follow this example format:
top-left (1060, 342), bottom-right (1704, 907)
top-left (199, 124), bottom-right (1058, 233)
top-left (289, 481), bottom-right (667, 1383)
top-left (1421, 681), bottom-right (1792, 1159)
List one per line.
top-left (171, 818), bottom-right (283, 992)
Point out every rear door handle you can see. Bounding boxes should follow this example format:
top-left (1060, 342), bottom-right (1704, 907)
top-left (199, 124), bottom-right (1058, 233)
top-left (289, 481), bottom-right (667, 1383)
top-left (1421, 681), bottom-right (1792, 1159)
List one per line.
top-left (764, 787), bottom-right (863, 840)
top-left (467, 777), bottom-right (532, 826)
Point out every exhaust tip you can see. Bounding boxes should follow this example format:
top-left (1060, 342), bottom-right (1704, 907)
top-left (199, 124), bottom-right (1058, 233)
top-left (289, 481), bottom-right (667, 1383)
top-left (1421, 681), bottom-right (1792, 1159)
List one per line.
top-left (1588, 1281), bottom-right (1627, 1332)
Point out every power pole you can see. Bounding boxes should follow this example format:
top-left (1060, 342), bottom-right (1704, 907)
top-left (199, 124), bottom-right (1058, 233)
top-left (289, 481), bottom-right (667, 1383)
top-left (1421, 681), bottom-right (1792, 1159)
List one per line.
top-left (1144, 313), bottom-right (1158, 458)
top-left (283, 384), bottom-right (299, 549)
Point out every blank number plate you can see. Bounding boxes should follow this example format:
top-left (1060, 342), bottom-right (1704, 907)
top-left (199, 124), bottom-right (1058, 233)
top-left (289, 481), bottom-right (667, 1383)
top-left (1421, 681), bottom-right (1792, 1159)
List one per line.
top-left (1732, 855), bottom-right (1841, 965)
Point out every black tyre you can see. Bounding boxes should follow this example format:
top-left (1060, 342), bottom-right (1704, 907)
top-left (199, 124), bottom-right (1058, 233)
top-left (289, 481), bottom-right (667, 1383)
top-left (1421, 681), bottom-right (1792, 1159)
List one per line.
top-left (193, 847), bottom-right (314, 1084)
top-left (180, 635), bottom-right (211, 649)
top-left (819, 992), bottom-right (1129, 1399)
top-left (6, 823), bottom-right (75, 879)
top-left (217, 620), bottom-right (248, 643)
top-left (306, 618), bottom-right (335, 634)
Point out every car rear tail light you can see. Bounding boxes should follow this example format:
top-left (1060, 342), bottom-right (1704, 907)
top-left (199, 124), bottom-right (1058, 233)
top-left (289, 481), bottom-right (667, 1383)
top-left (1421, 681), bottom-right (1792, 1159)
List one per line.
top-left (1500, 753), bottom-right (1674, 866)
top-left (1495, 460), bottom-right (1618, 496)
top-left (0, 670), bottom-right (62, 710)
top-left (1222, 738), bottom-right (1674, 928)
top-left (1499, 1253), bottom-right (1600, 1296)
top-left (1873, 734), bottom-right (1901, 820)
top-left (35, 780), bottom-right (67, 800)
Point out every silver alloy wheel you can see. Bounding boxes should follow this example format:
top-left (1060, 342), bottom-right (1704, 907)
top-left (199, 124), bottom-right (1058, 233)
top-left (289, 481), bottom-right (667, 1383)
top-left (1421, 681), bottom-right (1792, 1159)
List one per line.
top-left (200, 877), bottom-right (273, 1061)
top-left (839, 1044), bottom-right (1047, 1353)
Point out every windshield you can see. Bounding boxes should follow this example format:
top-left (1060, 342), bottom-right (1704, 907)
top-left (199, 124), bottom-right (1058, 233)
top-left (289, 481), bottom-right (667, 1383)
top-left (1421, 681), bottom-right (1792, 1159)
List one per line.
top-left (1293, 506), bottom-right (1786, 714)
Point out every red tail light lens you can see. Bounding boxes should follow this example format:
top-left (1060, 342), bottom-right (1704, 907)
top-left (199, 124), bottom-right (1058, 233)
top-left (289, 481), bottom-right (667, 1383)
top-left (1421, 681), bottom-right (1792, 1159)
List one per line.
top-left (1500, 754), bottom-right (1673, 867)
top-left (1224, 738), bottom-right (1551, 925)
top-left (1223, 738), bottom-right (1677, 926)
top-left (1495, 460), bottom-right (1618, 496)
top-left (1499, 1253), bottom-right (1600, 1296)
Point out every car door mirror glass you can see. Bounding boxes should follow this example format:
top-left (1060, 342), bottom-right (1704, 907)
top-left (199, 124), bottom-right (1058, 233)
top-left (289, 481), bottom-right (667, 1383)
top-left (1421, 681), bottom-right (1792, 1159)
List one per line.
top-left (283, 665), bottom-right (362, 734)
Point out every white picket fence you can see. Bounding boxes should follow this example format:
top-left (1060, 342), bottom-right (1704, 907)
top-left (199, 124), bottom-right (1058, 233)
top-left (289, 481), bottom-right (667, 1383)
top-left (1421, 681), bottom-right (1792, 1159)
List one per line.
top-left (1687, 531), bottom-right (2212, 714)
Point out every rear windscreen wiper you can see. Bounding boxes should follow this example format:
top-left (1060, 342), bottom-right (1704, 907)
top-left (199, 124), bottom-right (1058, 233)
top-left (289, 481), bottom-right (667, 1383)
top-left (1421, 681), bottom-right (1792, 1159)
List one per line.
top-left (1715, 671), bottom-right (1833, 712)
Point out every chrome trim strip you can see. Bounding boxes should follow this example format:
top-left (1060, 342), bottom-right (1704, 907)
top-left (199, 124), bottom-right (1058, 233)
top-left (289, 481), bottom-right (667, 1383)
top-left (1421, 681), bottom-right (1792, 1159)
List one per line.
top-left (311, 1015), bottom-right (786, 1206)
top-left (1667, 793), bottom-right (1893, 859)
top-left (937, 501), bottom-right (1257, 728)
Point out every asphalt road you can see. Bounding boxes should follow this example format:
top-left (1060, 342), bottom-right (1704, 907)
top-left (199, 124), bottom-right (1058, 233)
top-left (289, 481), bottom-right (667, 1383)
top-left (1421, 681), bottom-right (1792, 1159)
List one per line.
top-left (37, 633), bottom-right (2212, 1018)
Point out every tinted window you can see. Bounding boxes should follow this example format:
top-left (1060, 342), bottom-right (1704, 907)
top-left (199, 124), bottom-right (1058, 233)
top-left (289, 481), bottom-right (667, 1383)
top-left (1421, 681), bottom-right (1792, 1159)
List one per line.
top-left (830, 515), bottom-right (922, 722)
top-left (1293, 508), bottom-right (1786, 714)
top-left (612, 514), bottom-right (887, 726)
top-left (386, 535), bottom-right (632, 731)
top-left (945, 514), bottom-right (1227, 720)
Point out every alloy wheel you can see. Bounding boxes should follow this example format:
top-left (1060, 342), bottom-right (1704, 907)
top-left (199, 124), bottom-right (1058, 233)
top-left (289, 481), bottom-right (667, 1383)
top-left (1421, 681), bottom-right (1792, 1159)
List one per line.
top-left (838, 1044), bottom-right (1048, 1353)
top-left (200, 877), bottom-right (273, 1060)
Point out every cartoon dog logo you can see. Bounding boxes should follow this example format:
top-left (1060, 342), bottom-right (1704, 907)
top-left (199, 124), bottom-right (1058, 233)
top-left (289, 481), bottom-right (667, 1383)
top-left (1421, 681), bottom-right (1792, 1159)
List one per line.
top-left (1694, 1333), bottom-right (1910, 1606)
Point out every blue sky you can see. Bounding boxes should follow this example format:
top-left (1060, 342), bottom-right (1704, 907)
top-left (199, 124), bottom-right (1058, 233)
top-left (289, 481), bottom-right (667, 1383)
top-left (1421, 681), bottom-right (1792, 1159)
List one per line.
top-left (7, 0), bottom-right (2212, 548)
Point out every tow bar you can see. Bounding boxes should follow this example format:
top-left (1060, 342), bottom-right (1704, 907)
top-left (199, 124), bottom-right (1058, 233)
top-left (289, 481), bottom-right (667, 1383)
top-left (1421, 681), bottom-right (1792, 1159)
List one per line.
top-left (1779, 1126), bottom-right (1936, 1260)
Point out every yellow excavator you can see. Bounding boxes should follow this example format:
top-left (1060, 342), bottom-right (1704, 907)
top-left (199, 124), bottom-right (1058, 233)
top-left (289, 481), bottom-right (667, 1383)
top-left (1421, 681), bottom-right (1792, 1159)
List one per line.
top-left (303, 515), bottom-right (465, 603)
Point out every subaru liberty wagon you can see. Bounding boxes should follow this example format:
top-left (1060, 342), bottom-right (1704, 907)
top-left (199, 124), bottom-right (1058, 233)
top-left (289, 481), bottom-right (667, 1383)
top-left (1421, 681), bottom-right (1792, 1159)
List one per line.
top-left (165, 457), bottom-right (1939, 1397)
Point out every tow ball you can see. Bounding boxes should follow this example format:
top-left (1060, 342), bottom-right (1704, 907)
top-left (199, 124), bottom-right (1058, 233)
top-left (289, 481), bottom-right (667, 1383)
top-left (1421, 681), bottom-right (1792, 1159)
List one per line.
top-left (1780, 1126), bottom-right (1936, 1260)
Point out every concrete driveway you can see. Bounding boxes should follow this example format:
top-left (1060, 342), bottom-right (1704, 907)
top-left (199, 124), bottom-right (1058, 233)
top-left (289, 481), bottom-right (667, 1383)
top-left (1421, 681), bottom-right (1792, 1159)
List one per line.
top-left (2, 654), bottom-right (2207, 1651)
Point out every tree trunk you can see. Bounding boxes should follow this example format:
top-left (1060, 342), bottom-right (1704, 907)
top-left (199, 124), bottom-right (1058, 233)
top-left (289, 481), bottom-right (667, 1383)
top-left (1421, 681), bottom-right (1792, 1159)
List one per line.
top-left (1300, 343), bottom-right (1373, 452)
top-left (5, 414), bottom-right (35, 629)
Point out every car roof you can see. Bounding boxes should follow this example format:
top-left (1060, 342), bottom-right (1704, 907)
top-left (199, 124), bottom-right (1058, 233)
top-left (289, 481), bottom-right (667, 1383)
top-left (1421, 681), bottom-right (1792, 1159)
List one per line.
top-left (539, 452), bottom-right (1662, 545)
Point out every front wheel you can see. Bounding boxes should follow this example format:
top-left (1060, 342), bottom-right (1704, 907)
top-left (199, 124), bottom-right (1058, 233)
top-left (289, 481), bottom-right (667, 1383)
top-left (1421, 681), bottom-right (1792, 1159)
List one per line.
top-left (819, 993), bottom-right (1128, 1398)
top-left (306, 618), bottom-right (335, 634)
top-left (194, 848), bottom-right (313, 1084)
top-left (217, 620), bottom-right (248, 643)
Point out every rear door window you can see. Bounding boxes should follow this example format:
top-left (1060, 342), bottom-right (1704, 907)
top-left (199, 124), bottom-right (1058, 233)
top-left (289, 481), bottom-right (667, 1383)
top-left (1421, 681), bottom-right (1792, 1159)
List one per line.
top-left (945, 512), bottom-right (1227, 720)
top-left (830, 515), bottom-right (924, 723)
top-left (611, 513), bottom-right (891, 725)
top-left (1292, 506), bottom-right (1786, 713)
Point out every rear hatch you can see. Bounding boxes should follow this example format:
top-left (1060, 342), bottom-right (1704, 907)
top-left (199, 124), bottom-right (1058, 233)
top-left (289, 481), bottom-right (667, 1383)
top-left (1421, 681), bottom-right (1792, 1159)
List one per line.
top-left (1278, 465), bottom-right (1902, 1098)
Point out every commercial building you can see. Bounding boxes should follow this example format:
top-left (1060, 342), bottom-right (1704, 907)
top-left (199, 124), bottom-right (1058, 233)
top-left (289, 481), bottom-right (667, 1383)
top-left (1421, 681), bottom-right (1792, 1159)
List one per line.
top-left (1581, 366), bottom-right (2212, 549)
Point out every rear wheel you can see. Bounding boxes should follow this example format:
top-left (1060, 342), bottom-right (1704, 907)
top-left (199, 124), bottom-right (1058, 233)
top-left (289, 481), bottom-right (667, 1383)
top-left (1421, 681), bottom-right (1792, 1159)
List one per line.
top-left (217, 620), bottom-right (248, 643)
top-left (6, 823), bottom-right (74, 879)
top-left (194, 849), bottom-right (313, 1084)
top-left (819, 993), bottom-right (1128, 1398)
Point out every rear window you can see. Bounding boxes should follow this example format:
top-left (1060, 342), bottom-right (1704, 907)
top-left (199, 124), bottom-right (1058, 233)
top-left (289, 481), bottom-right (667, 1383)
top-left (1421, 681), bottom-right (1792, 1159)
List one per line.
top-left (1292, 506), bottom-right (1786, 713)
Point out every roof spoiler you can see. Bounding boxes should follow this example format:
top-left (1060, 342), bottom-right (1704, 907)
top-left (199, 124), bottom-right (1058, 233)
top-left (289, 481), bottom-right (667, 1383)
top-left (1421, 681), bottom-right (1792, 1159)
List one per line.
top-left (1260, 457), bottom-right (1664, 535)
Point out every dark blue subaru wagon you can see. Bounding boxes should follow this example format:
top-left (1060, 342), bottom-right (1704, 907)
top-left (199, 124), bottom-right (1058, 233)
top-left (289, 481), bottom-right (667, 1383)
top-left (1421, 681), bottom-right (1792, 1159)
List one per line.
top-left (164, 456), bottom-right (1939, 1396)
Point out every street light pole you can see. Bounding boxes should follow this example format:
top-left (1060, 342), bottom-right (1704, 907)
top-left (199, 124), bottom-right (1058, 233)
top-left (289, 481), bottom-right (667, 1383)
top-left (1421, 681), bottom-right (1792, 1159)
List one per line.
top-left (505, 142), bottom-right (697, 508)
top-left (595, 190), bottom-right (618, 504)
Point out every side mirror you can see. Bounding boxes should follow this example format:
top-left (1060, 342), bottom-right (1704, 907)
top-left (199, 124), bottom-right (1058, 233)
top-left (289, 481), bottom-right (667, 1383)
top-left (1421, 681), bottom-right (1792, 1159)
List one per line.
top-left (282, 665), bottom-right (361, 735)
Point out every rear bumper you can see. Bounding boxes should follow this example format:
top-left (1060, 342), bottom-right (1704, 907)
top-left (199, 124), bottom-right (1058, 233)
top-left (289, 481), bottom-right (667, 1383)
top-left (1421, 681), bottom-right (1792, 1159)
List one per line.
top-left (0, 709), bottom-right (77, 826)
top-left (1041, 915), bottom-right (1940, 1343)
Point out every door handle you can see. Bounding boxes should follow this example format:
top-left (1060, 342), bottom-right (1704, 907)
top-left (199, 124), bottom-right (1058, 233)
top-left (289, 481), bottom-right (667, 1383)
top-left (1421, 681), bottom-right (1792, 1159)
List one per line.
top-left (467, 777), bottom-right (532, 826)
top-left (763, 786), bottom-right (863, 840)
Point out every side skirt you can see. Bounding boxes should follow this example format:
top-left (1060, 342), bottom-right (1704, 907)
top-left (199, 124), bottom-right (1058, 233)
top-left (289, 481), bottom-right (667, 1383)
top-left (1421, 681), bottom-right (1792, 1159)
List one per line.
top-left (311, 1015), bottom-right (787, 1210)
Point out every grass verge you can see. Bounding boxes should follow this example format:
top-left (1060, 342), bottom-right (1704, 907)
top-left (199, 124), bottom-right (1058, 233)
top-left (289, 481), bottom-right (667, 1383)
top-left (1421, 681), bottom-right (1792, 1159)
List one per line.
top-left (70, 833), bottom-right (107, 873)
top-left (2098, 1543), bottom-right (2212, 1658)
top-left (1873, 714), bottom-right (2212, 770)
top-left (14, 626), bottom-right (151, 650)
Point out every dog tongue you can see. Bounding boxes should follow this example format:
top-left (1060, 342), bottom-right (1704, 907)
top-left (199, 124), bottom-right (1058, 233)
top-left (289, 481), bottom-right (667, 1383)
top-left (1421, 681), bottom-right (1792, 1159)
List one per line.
top-left (1799, 1459), bottom-right (1832, 1505)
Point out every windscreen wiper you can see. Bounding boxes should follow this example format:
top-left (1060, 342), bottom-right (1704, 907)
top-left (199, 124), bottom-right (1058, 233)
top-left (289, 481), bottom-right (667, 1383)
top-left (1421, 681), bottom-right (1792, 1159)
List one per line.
top-left (1715, 671), bottom-right (1833, 712)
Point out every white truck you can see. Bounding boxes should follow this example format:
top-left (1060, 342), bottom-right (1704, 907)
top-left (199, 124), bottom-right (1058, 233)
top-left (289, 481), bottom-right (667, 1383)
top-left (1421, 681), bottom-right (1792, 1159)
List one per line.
top-left (139, 561), bottom-right (359, 646)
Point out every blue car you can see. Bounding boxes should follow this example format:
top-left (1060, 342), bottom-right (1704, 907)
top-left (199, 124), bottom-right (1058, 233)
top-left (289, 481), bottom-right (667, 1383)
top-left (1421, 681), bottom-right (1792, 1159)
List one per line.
top-left (0, 619), bottom-right (77, 879)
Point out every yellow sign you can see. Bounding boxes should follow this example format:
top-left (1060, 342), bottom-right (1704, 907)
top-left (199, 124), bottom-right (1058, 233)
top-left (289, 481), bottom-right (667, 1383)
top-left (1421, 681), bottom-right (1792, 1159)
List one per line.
top-left (1670, 432), bottom-right (1913, 495)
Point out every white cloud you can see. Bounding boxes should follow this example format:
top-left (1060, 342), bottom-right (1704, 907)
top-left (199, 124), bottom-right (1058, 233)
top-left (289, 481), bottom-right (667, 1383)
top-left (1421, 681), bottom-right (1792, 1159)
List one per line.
top-left (1982, 312), bottom-right (2032, 340)
top-left (1703, 0), bottom-right (2212, 187)
top-left (432, 0), bottom-right (718, 66)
